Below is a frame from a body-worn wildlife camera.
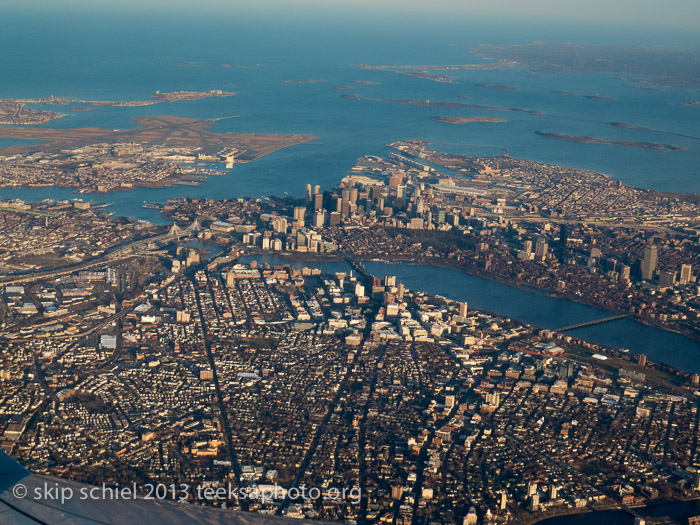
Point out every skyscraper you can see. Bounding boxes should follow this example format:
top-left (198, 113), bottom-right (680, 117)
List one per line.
top-left (527, 482), bottom-right (537, 497)
top-left (535, 237), bottom-right (548, 258)
top-left (620, 265), bottom-right (631, 282)
top-left (559, 223), bottom-right (568, 262)
top-left (293, 206), bottom-right (306, 226)
top-left (459, 302), bottom-right (468, 317)
top-left (693, 471), bottom-right (700, 491)
top-left (313, 193), bottom-right (323, 212)
top-left (659, 270), bottom-right (676, 287)
top-left (313, 210), bottom-right (326, 228)
top-left (641, 244), bottom-right (658, 281)
top-left (549, 485), bottom-right (558, 500)
top-left (680, 264), bottom-right (692, 285)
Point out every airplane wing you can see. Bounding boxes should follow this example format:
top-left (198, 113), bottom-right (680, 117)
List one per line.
top-left (0, 451), bottom-right (316, 524)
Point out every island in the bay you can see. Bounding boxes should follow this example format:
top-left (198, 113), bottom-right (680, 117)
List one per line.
top-left (0, 115), bottom-right (317, 193)
top-left (281, 79), bottom-right (327, 84)
top-left (551, 90), bottom-right (614, 101)
top-left (356, 62), bottom-right (516, 71)
top-left (432, 115), bottom-right (507, 124)
top-left (354, 62), bottom-right (518, 84)
top-left (342, 93), bottom-right (544, 115)
top-left (536, 130), bottom-right (686, 151)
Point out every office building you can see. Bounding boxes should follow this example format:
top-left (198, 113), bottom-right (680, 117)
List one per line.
top-left (307, 194), bottom-right (320, 214)
top-left (680, 264), bottom-right (693, 285)
top-left (459, 302), bottom-right (468, 317)
top-left (535, 237), bottom-right (548, 258)
top-left (559, 223), bottom-right (568, 262)
top-left (293, 206), bottom-right (306, 226)
top-left (641, 244), bottom-right (658, 281)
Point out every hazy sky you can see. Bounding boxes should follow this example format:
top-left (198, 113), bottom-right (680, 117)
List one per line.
top-left (18, 0), bottom-right (700, 29)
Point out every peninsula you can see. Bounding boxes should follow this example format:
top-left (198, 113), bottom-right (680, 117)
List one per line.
top-left (474, 42), bottom-right (700, 89)
top-left (0, 90), bottom-right (237, 124)
top-left (0, 100), bottom-right (64, 125)
top-left (0, 115), bottom-right (317, 193)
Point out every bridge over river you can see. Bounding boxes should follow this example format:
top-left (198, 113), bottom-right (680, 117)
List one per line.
top-left (557, 314), bottom-right (627, 332)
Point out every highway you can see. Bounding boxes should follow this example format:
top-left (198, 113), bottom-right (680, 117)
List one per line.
top-left (0, 229), bottom-right (191, 286)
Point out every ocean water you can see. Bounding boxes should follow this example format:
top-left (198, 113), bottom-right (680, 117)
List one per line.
top-left (1, 5), bottom-right (699, 203)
